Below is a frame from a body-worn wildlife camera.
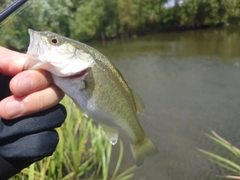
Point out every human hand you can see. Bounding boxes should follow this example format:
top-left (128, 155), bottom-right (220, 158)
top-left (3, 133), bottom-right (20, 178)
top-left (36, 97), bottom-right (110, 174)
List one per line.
top-left (0, 46), bottom-right (64, 119)
top-left (0, 46), bottom-right (67, 179)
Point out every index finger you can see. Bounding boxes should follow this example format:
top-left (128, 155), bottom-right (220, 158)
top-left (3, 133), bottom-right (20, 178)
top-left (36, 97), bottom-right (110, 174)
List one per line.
top-left (0, 46), bottom-right (26, 76)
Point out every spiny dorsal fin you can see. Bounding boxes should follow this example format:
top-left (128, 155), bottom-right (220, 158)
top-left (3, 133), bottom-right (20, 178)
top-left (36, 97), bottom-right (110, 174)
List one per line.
top-left (130, 89), bottom-right (145, 114)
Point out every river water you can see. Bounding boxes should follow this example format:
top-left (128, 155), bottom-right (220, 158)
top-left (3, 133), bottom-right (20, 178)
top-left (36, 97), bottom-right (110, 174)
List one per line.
top-left (89, 27), bottom-right (240, 180)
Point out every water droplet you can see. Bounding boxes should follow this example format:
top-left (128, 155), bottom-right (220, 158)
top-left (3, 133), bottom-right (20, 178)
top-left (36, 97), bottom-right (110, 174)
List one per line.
top-left (111, 139), bottom-right (117, 145)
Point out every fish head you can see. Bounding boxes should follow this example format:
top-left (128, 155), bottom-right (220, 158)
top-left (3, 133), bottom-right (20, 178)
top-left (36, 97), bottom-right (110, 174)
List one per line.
top-left (25, 29), bottom-right (95, 77)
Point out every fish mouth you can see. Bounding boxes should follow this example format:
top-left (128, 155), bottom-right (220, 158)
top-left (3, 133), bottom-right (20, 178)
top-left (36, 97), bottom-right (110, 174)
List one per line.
top-left (67, 68), bottom-right (89, 79)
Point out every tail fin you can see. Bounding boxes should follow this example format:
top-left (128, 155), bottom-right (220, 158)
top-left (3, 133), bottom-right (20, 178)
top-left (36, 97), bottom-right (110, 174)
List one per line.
top-left (130, 136), bottom-right (159, 167)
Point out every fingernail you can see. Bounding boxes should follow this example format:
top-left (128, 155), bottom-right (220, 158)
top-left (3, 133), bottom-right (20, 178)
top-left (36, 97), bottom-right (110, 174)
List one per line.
top-left (5, 100), bottom-right (24, 118)
top-left (18, 77), bottom-right (33, 95)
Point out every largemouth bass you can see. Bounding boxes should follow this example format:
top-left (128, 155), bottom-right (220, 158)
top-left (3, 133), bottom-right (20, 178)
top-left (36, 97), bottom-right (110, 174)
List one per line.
top-left (25, 29), bottom-right (158, 167)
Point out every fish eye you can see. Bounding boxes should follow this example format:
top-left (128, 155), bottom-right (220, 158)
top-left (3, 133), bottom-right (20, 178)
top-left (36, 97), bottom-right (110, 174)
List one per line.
top-left (48, 36), bottom-right (62, 45)
top-left (51, 38), bottom-right (58, 44)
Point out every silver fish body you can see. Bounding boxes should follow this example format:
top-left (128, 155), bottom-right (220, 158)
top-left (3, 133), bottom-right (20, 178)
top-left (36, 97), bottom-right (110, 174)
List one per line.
top-left (25, 29), bottom-right (158, 167)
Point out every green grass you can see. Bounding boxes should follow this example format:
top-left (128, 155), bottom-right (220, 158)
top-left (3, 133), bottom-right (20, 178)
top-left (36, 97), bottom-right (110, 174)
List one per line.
top-left (10, 96), bottom-right (136, 180)
top-left (198, 131), bottom-right (240, 179)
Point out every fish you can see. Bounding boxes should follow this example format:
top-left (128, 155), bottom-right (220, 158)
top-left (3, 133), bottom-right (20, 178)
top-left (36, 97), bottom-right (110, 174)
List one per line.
top-left (24, 29), bottom-right (158, 167)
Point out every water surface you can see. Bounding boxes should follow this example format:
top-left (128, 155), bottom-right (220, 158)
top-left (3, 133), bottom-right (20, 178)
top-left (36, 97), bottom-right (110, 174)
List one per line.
top-left (89, 27), bottom-right (240, 180)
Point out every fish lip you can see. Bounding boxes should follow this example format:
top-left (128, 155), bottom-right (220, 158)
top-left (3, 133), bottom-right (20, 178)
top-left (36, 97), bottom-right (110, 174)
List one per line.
top-left (27, 28), bottom-right (40, 56)
top-left (24, 29), bottom-right (40, 70)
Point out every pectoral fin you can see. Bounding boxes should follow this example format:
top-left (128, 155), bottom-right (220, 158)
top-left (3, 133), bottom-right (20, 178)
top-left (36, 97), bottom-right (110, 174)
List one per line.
top-left (131, 89), bottom-right (145, 114)
top-left (101, 124), bottom-right (118, 145)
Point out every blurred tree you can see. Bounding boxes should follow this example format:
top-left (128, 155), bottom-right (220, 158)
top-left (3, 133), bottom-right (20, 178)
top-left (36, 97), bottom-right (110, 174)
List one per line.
top-left (179, 0), bottom-right (240, 28)
top-left (1, 0), bottom-right (240, 51)
top-left (117, 0), bottom-right (137, 37)
top-left (69, 0), bottom-right (118, 41)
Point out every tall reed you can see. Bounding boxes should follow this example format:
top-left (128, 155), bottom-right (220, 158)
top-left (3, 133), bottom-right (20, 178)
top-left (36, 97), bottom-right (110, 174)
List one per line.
top-left (199, 131), bottom-right (240, 179)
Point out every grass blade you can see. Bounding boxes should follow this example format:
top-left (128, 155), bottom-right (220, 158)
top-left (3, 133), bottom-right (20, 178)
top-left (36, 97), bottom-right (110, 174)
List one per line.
top-left (28, 164), bottom-right (35, 180)
top-left (198, 148), bottom-right (240, 171)
top-left (199, 131), bottom-right (240, 179)
top-left (221, 175), bottom-right (240, 179)
top-left (114, 166), bottom-right (136, 180)
top-left (111, 140), bottom-right (124, 180)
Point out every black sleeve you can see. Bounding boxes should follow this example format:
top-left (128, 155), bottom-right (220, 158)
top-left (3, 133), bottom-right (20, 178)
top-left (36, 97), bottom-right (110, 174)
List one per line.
top-left (0, 104), bottom-right (66, 179)
top-left (0, 155), bottom-right (23, 180)
top-left (0, 75), bottom-right (17, 179)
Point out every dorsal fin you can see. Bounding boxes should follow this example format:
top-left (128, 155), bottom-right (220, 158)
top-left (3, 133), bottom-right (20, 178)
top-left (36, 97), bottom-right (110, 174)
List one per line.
top-left (130, 89), bottom-right (145, 114)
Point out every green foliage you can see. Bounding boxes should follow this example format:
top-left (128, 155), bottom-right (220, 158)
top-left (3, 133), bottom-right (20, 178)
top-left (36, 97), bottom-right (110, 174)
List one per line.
top-left (10, 96), bottom-right (135, 180)
top-left (178, 0), bottom-right (240, 27)
top-left (117, 0), bottom-right (137, 37)
top-left (69, 0), bottom-right (119, 40)
top-left (199, 131), bottom-right (240, 179)
top-left (1, 0), bottom-right (240, 51)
